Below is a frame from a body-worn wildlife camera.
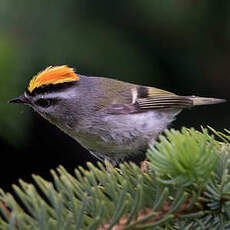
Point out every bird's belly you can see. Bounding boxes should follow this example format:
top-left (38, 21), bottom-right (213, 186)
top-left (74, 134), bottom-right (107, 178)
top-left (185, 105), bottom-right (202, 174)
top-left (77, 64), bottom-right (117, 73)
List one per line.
top-left (74, 132), bottom-right (148, 156)
top-left (69, 110), bottom-right (179, 160)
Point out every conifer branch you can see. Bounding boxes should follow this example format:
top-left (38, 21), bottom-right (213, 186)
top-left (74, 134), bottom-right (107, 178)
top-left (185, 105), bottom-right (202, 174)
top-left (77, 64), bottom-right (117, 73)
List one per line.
top-left (0, 127), bottom-right (230, 229)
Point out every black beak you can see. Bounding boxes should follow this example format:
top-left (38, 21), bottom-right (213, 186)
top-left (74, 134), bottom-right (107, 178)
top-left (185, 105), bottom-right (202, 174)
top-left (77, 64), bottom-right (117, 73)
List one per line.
top-left (8, 95), bottom-right (29, 104)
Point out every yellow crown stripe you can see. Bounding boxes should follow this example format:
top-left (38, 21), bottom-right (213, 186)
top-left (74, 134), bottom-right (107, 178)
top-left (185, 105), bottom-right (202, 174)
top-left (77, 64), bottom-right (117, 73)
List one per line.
top-left (27, 65), bottom-right (79, 93)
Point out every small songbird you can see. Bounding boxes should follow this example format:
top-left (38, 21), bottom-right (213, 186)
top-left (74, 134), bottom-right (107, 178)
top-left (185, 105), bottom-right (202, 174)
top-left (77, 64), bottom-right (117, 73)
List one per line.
top-left (9, 66), bottom-right (225, 165)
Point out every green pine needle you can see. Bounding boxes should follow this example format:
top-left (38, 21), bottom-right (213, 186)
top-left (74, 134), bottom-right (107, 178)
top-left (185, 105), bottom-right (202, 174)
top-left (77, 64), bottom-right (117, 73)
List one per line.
top-left (147, 128), bottom-right (217, 187)
top-left (0, 127), bottom-right (230, 229)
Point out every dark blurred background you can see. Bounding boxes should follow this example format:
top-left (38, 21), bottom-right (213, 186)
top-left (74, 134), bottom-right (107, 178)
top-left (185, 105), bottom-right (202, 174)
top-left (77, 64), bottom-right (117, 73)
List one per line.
top-left (0, 0), bottom-right (229, 192)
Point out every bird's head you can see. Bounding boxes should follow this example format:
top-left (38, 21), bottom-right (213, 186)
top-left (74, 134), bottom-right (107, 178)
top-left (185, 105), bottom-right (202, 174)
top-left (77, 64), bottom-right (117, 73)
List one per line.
top-left (9, 65), bottom-right (81, 128)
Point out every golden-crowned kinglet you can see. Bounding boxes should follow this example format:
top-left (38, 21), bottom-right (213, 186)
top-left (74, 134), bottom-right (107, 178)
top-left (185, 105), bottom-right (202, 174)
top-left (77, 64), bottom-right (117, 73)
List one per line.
top-left (9, 66), bottom-right (225, 165)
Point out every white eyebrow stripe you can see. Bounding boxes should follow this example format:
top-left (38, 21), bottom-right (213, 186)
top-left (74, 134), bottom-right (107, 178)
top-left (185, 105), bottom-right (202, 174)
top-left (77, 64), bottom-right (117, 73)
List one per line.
top-left (31, 88), bottom-right (77, 101)
top-left (24, 91), bottom-right (29, 98)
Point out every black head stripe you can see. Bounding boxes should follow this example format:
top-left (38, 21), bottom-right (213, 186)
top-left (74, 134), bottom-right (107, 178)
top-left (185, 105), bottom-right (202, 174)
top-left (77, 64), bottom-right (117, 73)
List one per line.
top-left (26, 81), bottom-right (78, 96)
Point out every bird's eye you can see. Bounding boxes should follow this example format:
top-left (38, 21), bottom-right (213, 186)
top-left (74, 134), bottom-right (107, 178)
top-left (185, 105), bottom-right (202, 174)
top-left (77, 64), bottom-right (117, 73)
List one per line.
top-left (35, 98), bottom-right (52, 108)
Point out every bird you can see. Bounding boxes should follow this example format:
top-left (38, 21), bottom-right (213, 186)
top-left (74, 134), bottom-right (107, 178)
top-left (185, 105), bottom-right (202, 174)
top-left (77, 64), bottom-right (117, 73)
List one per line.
top-left (9, 65), bottom-right (226, 165)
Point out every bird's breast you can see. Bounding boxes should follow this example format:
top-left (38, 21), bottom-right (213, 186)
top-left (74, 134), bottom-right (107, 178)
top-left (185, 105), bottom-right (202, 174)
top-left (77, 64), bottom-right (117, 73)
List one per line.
top-left (63, 110), bottom-right (179, 159)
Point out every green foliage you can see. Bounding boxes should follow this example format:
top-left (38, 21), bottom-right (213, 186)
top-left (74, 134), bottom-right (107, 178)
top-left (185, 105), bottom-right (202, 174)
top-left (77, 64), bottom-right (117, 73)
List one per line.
top-left (1, 127), bottom-right (230, 229)
top-left (147, 128), bottom-right (217, 186)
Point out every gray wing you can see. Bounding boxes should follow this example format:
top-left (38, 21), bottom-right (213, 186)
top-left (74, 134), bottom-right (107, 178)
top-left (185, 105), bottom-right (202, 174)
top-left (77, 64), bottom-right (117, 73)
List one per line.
top-left (103, 86), bottom-right (193, 114)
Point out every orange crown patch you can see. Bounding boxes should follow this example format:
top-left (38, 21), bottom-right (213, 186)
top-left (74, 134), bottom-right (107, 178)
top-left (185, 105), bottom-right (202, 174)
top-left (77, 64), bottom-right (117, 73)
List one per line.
top-left (27, 65), bottom-right (79, 93)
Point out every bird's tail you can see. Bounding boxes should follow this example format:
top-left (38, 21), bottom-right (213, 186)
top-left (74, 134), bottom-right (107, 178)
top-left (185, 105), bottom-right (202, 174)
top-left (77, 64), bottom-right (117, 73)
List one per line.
top-left (187, 96), bottom-right (226, 106)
